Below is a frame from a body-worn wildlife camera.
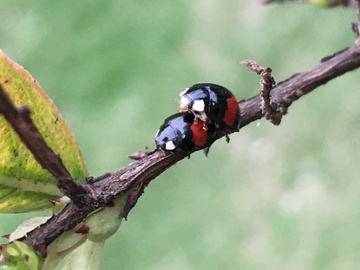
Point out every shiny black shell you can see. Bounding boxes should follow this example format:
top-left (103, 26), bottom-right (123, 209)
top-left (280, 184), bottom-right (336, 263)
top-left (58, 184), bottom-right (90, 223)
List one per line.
top-left (155, 112), bottom-right (217, 151)
top-left (179, 83), bottom-right (240, 133)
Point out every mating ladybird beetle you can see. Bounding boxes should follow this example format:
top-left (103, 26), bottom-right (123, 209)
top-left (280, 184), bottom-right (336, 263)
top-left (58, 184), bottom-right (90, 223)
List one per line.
top-left (155, 112), bottom-right (217, 151)
top-left (179, 83), bottom-right (240, 133)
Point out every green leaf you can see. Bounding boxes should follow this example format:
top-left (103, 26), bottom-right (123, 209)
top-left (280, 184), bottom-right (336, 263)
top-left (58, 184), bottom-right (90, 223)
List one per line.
top-left (1, 241), bottom-right (43, 270)
top-left (84, 194), bottom-right (127, 242)
top-left (60, 240), bottom-right (104, 270)
top-left (42, 228), bottom-right (88, 270)
top-left (309, 0), bottom-right (330, 7)
top-left (9, 216), bottom-right (51, 241)
top-left (0, 50), bottom-right (87, 212)
top-left (43, 195), bottom-right (127, 270)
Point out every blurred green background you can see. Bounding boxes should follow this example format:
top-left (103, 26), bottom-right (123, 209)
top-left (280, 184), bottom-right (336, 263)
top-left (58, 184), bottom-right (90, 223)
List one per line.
top-left (1, 1), bottom-right (360, 269)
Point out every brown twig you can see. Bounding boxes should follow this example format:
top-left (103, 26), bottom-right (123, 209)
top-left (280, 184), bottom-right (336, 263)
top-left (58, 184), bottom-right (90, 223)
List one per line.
top-left (259, 0), bottom-right (358, 8)
top-left (239, 43), bottom-right (360, 128)
top-left (21, 150), bottom-right (188, 257)
top-left (240, 60), bottom-right (279, 124)
top-left (0, 86), bottom-right (91, 201)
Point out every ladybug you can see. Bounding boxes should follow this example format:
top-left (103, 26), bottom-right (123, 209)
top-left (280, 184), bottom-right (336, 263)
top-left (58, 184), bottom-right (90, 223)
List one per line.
top-left (178, 83), bottom-right (240, 134)
top-left (155, 112), bottom-right (217, 151)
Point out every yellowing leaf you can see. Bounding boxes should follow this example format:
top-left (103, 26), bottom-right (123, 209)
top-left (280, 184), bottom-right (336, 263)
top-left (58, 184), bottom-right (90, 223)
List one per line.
top-left (0, 50), bottom-right (87, 212)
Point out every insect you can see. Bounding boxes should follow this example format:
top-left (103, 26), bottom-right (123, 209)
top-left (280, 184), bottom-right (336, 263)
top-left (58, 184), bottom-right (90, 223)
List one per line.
top-left (178, 83), bottom-right (240, 134)
top-left (155, 112), bottom-right (217, 151)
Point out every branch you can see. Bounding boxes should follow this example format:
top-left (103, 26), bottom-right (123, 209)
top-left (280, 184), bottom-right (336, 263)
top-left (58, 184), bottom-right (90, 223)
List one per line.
top-left (19, 40), bottom-right (360, 257)
top-left (238, 44), bottom-right (360, 128)
top-left (240, 61), bottom-right (279, 124)
top-left (259, 0), bottom-right (358, 8)
top-left (21, 150), bottom-right (189, 257)
top-left (0, 86), bottom-right (90, 200)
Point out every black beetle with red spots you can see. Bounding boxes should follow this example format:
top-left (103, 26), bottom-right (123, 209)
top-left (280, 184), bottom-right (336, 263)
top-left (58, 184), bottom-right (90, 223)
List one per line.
top-left (178, 83), bottom-right (240, 134)
top-left (155, 112), bottom-right (217, 151)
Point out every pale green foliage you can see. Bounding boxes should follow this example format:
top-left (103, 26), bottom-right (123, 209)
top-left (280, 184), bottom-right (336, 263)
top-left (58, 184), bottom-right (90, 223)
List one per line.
top-left (1, 241), bottom-right (42, 270)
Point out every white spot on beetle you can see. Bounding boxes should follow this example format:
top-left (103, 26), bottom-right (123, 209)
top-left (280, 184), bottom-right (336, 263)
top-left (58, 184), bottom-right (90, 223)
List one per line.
top-left (165, 140), bottom-right (176, 150)
top-left (192, 100), bottom-right (205, 112)
top-left (179, 96), bottom-right (190, 111)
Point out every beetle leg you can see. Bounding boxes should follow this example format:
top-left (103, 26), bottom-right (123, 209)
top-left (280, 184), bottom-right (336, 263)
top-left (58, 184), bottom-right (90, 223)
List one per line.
top-left (225, 133), bottom-right (230, 143)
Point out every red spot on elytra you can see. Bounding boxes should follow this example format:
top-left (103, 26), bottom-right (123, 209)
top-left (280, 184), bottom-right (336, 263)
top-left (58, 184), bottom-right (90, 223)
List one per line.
top-left (190, 119), bottom-right (207, 147)
top-left (223, 96), bottom-right (238, 127)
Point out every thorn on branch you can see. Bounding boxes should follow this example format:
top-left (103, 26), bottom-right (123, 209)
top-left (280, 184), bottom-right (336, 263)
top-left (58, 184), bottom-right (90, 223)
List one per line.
top-left (241, 60), bottom-right (283, 125)
top-left (75, 225), bottom-right (90, 234)
top-left (352, 21), bottom-right (360, 37)
top-left (128, 146), bottom-right (149, 160)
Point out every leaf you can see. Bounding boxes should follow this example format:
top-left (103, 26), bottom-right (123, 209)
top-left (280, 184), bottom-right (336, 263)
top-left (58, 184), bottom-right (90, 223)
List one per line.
top-left (43, 195), bottom-right (127, 270)
top-left (1, 241), bottom-right (43, 270)
top-left (309, 0), bottom-right (330, 7)
top-left (61, 240), bottom-right (104, 270)
top-left (0, 50), bottom-right (87, 212)
top-left (9, 216), bottom-right (51, 241)
top-left (84, 194), bottom-right (126, 242)
top-left (42, 227), bottom-right (88, 270)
